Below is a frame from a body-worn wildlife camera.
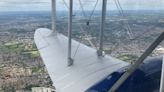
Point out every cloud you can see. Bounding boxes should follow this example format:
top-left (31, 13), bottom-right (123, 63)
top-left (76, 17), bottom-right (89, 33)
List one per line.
top-left (0, 0), bottom-right (50, 5)
top-left (108, 0), bottom-right (164, 10)
top-left (0, 0), bottom-right (164, 11)
top-left (0, 0), bottom-right (51, 11)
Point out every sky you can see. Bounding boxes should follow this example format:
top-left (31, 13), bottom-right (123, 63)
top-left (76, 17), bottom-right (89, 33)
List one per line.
top-left (0, 0), bottom-right (164, 11)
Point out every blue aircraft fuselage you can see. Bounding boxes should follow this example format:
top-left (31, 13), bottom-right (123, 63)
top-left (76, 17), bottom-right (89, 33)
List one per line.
top-left (86, 57), bottom-right (162, 92)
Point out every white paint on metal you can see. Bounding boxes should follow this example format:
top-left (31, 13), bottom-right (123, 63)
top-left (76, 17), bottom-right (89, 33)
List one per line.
top-left (67, 0), bottom-right (73, 66)
top-left (98, 0), bottom-right (107, 56)
top-left (34, 28), bottom-right (128, 92)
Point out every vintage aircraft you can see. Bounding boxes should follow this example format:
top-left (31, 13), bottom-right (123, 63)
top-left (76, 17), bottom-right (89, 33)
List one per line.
top-left (34, 0), bottom-right (164, 92)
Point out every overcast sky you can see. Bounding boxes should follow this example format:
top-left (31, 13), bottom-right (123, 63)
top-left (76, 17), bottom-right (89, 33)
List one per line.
top-left (0, 0), bottom-right (164, 11)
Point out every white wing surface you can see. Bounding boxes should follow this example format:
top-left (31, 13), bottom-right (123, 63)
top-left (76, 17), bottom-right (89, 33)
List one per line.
top-left (34, 28), bottom-right (129, 92)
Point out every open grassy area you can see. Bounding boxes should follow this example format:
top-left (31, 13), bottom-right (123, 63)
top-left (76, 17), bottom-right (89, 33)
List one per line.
top-left (4, 42), bottom-right (22, 47)
top-left (1, 41), bottom-right (40, 58)
top-left (117, 54), bottom-right (138, 63)
top-left (104, 48), bottom-right (112, 54)
top-left (22, 50), bottom-right (40, 58)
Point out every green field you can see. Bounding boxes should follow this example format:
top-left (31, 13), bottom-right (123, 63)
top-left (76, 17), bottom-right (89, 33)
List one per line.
top-left (117, 54), bottom-right (138, 63)
top-left (1, 41), bottom-right (40, 58)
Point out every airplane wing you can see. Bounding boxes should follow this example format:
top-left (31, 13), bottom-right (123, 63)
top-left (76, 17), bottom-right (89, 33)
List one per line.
top-left (34, 28), bottom-right (129, 92)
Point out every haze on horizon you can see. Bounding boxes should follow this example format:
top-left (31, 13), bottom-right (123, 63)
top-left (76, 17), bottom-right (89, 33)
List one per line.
top-left (0, 0), bottom-right (164, 12)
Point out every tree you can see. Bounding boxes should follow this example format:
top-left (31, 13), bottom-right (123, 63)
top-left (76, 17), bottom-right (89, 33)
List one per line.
top-left (3, 85), bottom-right (16, 92)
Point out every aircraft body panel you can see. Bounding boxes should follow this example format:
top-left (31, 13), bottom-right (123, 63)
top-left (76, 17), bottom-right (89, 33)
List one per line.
top-left (87, 57), bottom-right (162, 92)
top-left (34, 28), bottom-right (129, 92)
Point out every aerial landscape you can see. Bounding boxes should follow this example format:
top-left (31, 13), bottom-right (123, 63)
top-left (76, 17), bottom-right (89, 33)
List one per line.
top-left (0, 9), bottom-right (164, 92)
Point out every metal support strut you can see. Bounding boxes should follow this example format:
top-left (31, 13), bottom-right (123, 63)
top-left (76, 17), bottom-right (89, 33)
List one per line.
top-left (108, 31), bottom-right (164, 92)
top-left (97, 0), bottom-right (107, 56)
top-left (51, 0), bottom-right (56, 34)
top-left (160, 55), bottom-right (164, 92)
top-left (68, 0), bottom-right (74, 66)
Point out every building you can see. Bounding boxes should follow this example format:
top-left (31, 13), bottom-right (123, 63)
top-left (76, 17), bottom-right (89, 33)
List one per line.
top-left (32, 87), bottom-right (55, 92)
top-left (153, 46), bottom-right (164, 56)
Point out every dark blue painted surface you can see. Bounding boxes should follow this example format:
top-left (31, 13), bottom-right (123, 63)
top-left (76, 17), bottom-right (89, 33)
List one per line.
top-left (86, 57), bottom-right (162, 92)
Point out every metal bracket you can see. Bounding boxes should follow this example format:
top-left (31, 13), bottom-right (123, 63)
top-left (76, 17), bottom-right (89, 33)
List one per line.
top-left (68, 58), bottom-right (74, 66)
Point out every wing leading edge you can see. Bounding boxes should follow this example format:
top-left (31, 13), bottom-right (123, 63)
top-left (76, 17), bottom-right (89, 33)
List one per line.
top-left (34, 28), bottom-right (129, 92)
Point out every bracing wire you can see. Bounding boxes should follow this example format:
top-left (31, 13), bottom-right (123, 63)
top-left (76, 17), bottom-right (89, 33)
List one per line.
top-left (117, 0), bottom-right (134, 39)
top-left (79, 0), bottom-right (98, 25)
top-left (73, 0), bottom-right (99, 59)
top-left (112, 0), bottom-right (136, 54)
top-left (114, 0), bottom-right (134, 40)
top-left (115, 0), bottom-right (160, 42)
top-left (73, 34), bottom-right (83, 59)
top-left (78, 0), bottom-right (87, 17)
top-left (61, 0), bottom-right (98, 59)
top-left (62, 0), bottom-right (69, 9)
top-left (113, 0), bottom-right (162, 56)
top-left (87, 0), bottom-right (98, 25)
top-left (78, 0), bottom-right (99, 47)
top-left (73, 24), bottom-right (98, 59)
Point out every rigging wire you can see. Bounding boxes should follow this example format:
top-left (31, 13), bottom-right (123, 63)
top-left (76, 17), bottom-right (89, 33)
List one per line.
top-left (72, 24), bottom-right (98, 59)
top-left (116, 0), bottom-right (133, 38)
top-left (115, 0), bottom-right (160, 41)
top-left (115, 0), bottom-right (154, 42)
top-left (73, 34), bottom-right (83, 59)
top-left (117, 0), bottom-right (134, 40)
top-left (78, 0), bottom-right (87, 17)
top-left (61, 0), bottom-right (98, 59)
top-left (112, 0), bottom-right (137, 57)
top-left (87, 0), bottom-right (98, 25)
top-left (78, 0), bottom-right (99, 48)
top-left (62, 0), bottom-right (69, 9)
top-left (78, 0), bottom-right (98, 26)
top-left (73, 0), bottom-right (99, 59)
top-left (112, 0), bottom-right (162, 57)
top-left (114, 0), bottom-right (134, 40)
top-left (113, 0), bottom-right (133, 42)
